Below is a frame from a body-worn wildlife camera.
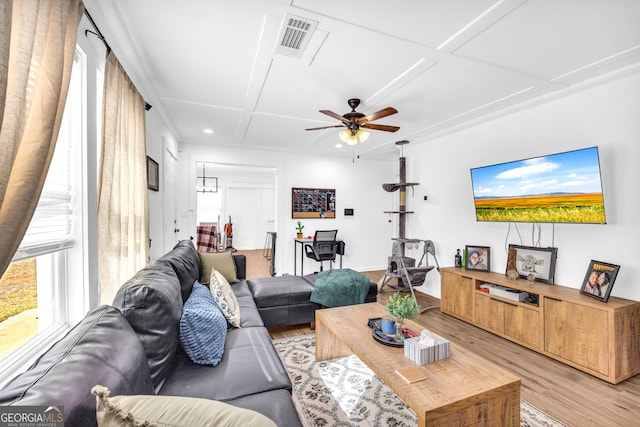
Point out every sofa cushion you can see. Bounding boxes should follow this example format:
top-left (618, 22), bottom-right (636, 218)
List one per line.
top-left (92, 385), bottom-right (277, 427)
top-left (159, 327), bottom-right (291, 401)
top-left (180, 282), bottom-right (228, 366)
top-left (227, 389), bottom-right (303, 427)
top-left (199, 250), bottom-right (238, 283)
top-left (231, 279), bottom-right (253, 298)
top-left (249, 275), bottom-right (315, 308)
top-left (210, 269), bottom-right (241, 328)
top-left (228, 280), bottom-right (263, 327)
top-left (235, 295), bottom-right (264, 327)
top-left (157, 240), bottom-right (201, 302)
top-left (112, 261), bottom-right (182, 391)
top-left (0, 306), bottom-right (153, 427)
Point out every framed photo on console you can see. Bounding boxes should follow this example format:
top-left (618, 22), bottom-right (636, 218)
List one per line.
top-left (509, 245), bottom-right (557, 284)
top-left (580, 260), bottom-right (620, 303)
top-left (465, 245), bottom-right (490, 272)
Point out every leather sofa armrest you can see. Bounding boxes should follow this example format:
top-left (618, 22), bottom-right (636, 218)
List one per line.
top-left (233, 254), bottom-right (246, 280)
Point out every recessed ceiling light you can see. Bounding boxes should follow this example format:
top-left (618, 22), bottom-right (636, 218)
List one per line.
top-left (203, 128), bottom-right (214, 134)
top-left (335, 143), bottom-right (342, 148)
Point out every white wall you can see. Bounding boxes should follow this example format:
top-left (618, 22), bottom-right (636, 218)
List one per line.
top-left (145, 111), bottom-right (179, 259)
top-left (406, 68), bottom-right (640, 301)
top-left (173, 144), bottom-right (396, 276)
top-left (144, 68), bottom-right (639, 303)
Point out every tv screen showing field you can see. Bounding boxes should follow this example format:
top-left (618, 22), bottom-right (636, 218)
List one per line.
top-left (470, 147), bottom-right (606, 224)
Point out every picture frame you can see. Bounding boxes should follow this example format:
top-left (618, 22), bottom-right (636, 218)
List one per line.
top-left (465, 245), bottom-right (490, 272)
top-left (580, 260), bottom-right (620, 303)
top-left (146, 156), bottom-right (159, 191)
top-left (509, 244), bottom-right (557, 284)
top-left (505, 246), bottom-right (519, 280)
top-left (291, 187), bottom-right (336, 219)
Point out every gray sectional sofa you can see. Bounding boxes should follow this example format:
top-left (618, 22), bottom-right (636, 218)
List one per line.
top-left (0, 240), bottom-right (302, 426)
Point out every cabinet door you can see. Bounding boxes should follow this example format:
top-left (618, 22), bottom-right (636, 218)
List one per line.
top-left (441, 272), bottom-right (474, 322)
top-left (504, 303), bottom-right (541, 350)
top-left (544, 297), bottom-right (609, 376)
top-left (475, 294), bottom-right (504, 334)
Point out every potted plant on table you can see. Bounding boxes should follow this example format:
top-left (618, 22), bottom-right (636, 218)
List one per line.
top-left (295, 221), bottom-right (304, 239)
top-left (382, 292), bottom-right (420, 338)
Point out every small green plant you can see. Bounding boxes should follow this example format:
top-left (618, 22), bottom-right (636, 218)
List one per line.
top-left (384, 292), bottom-right (420, 322)
top-left (295, 221), bottom-right (304, 233)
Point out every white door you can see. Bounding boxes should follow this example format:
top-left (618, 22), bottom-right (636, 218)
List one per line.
top-left (163, 142), bottom-right (178, 252)
top-left (259, 187), bottom-right (275, 243)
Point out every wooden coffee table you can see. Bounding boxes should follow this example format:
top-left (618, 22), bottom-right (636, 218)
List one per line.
top-left (315, 303), bottom-right (520, 426)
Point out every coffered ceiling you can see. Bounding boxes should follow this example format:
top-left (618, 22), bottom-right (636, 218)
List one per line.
top-left (82, 0), bottom-right (640, 159)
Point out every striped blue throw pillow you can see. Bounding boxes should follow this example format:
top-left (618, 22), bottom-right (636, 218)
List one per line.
top-left (179, 282), bottom-right (227, 365)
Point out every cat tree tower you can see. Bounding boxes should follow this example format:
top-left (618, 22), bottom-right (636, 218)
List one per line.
top-left (380, 140), bottom-right (440, 308)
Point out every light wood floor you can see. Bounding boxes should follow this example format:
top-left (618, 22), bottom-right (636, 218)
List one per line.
top-left (237, 249), bottom-right (640, 427)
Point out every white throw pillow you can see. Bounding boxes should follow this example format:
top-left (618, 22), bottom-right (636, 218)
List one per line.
top-left (210, 268), bottom-right (241, 328)
top-left (92, 385), bottom-right (276, 427)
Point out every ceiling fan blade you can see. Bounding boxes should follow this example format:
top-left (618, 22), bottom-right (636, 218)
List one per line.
top-left (361, 123), bottom-right (400, 132)
top-left (305, 124), bottom-right (345, 131)
top-left (358, 107), bottom-right (398, 124)
top-left (320, 110), bottom-right (350, 124)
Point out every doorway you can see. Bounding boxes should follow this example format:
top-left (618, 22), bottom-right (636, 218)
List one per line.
top-left (195, 163), bottom-right (276, 251)
top-left (163, 141), bottom-right (178, 253)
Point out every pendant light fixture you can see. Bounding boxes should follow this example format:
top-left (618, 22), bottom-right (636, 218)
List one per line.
top-left (196, 163), bottom-right (218, 193)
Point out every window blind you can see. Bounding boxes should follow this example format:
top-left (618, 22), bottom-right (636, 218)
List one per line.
top-left (12, 51), bottom-right (81, 262)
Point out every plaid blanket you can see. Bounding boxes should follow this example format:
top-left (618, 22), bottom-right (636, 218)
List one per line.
top-left (197, 224), bottom-right (218, 252)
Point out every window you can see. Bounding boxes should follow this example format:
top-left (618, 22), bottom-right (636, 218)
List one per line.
top-left (0, 47), bottom-right (90, 382)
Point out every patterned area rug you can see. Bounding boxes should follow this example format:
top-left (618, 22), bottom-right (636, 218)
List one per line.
top-left (272, 334), bottom-right (566, 427)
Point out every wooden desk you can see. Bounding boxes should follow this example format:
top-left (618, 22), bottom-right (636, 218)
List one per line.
top-left (293, 238), bottom-right (344, 275)
top-left (315, 303), bottom-right (521, 426)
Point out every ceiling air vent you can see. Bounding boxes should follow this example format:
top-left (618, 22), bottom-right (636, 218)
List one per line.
top-left (274, 13), bottom-right (318, 58)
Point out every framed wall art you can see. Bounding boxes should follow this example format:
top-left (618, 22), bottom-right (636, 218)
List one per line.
top-left (580, 260), bottom-right (620, 303)
top-left (465, 245), bottom-right (490, 272)
top-left (146, 156), bottom-right (159, 191)
top-left (509, 244), bottom-right (558, 284)
top-left (292, 187), bottom-right (336, 219)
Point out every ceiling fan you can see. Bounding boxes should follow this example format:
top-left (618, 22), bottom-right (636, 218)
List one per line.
top-left (305, 98), bottom-right (399, 145)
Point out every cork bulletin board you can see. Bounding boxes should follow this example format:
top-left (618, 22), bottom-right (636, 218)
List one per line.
top-left (292, 187), bottom-right (336, 219)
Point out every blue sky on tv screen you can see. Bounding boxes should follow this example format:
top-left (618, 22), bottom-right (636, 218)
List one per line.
top-left (471, 147), bottom-right (603, 199)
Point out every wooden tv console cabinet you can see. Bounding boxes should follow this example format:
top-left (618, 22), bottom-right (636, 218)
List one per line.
top-left (440, 267), bottom-right (640, 384)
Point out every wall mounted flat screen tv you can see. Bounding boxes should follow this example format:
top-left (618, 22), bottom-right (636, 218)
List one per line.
top-left (470, 147), bottom-right (606, 224)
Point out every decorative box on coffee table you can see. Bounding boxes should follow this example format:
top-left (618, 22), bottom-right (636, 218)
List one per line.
top-left (403, 329), bottom-right (451, 365)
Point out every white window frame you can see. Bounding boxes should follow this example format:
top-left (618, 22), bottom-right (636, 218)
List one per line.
top-left (0, 46), bottom-right (92, 387)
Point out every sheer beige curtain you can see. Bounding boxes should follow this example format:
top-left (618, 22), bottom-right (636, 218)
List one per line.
top-left (0, 0), bottom-right (84, 278)
top-left (98, 51), bottom-right (149, 304)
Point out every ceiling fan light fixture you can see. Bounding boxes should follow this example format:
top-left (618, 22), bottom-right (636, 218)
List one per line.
top-left (338, 130), bottom-right (351, 143)
top-left (339, 128), bottom-right (369, 145)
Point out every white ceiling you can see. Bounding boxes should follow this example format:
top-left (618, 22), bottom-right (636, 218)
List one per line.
top-left (82, 0), bottom-right (640, 159)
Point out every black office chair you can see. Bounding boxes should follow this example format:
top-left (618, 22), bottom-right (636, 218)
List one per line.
top-left (304, 230), bottom-right (338, 272)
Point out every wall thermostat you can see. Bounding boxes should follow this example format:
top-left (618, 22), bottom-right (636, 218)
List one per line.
top-left (344, 208), bottom-right (354, 216)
